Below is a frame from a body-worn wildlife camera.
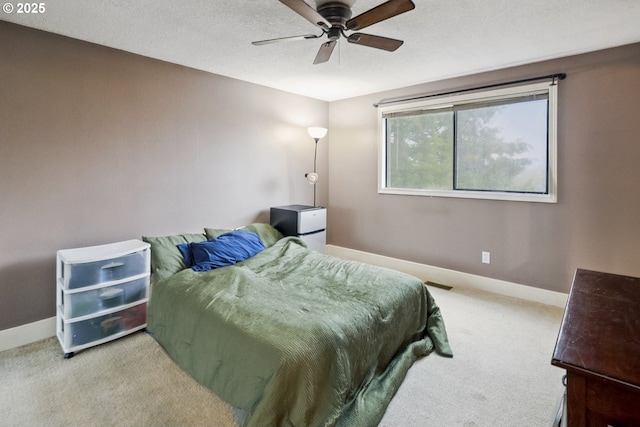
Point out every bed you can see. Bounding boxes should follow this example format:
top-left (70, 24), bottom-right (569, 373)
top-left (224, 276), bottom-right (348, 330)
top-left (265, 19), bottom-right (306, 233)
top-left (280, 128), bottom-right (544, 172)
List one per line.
top-left (144, 223), bottom-right (452, 427)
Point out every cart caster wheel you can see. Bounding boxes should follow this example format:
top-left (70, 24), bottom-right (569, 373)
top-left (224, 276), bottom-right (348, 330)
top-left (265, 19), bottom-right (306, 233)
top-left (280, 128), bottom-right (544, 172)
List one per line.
top-left (64, 352), bottom-right (74, 359)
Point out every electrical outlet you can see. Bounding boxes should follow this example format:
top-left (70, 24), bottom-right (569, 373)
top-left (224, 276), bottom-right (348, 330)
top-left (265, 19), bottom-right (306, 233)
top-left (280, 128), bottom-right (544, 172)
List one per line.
top-left (482, 251), bottom-right (491, 264)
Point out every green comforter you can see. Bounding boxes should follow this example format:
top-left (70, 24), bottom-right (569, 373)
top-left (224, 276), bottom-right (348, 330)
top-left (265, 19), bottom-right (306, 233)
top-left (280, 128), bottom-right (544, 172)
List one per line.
top-left (148, 237), bottom-right (452, 427)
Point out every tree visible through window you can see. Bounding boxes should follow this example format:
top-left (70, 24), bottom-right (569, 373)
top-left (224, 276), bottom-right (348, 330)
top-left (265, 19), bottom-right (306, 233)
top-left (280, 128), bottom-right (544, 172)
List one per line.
top-left (386, 110), bottom-right (453, 190)
top-left (379, 82), bottom-right (557, 203)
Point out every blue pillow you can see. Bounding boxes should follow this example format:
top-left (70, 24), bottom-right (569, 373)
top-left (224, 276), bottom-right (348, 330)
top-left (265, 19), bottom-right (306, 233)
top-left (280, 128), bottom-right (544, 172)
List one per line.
top-left (184, 231), bottom-right (265, 272)
top-left (177, 242), bottom-right (194, 267)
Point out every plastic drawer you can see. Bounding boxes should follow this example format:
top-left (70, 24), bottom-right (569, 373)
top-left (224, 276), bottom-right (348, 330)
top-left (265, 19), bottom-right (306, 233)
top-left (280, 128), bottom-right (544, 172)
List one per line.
top-left (61, 303), bottom-right (147, 348)
top-left (61, 250), bottom-right (149, 289)
top-left (60, 277), bottom-right (149, 319)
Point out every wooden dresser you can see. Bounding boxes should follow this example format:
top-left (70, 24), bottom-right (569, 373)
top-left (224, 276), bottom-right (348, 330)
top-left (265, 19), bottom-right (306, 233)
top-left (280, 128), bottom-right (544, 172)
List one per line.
top-left (552, 269), bottom-right (640, 426)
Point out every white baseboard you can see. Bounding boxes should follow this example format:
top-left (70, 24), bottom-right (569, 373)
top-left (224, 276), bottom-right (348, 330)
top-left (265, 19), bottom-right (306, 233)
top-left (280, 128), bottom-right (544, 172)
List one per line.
top-left (0, 316), bottom-right (56, 353)
top-left (0, 247), bottom-right (566, 352)
top-left (326, 245), bottom-right (568, 308)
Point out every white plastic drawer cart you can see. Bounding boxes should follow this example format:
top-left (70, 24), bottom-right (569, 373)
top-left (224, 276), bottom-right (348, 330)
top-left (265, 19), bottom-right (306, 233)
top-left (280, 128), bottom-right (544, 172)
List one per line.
top-left (56, 239), bottom-right (150, 358)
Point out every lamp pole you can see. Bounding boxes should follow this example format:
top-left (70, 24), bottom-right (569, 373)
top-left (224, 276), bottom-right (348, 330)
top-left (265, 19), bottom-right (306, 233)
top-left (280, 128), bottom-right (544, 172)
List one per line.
top-left (306, 127), bottom-right (327, 208)
top-left (312, 137), bottom-right (318, 206)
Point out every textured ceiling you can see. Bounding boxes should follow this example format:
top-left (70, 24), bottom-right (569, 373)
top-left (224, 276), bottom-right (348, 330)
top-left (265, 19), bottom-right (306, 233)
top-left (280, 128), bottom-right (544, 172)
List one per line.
top-left (2, 0), bottom-right (640, 101)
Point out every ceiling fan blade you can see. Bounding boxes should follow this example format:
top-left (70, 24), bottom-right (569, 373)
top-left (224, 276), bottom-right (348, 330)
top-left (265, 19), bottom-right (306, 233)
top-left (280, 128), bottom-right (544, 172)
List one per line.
top-left (280, 0), bottom-right (330, 29)
top-left (346, 0), bottom-right (415, 31)
top-left (313, 40), bottom-right (337, 64)
top-left (252, 34), bottom-right (321, 46)
top-left (347, 33), bottom-right (404, 51)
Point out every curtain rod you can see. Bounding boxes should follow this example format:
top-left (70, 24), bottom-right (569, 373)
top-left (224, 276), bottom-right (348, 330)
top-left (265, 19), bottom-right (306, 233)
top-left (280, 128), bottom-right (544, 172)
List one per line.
top-left (373, 73), bottom-right (567, 108)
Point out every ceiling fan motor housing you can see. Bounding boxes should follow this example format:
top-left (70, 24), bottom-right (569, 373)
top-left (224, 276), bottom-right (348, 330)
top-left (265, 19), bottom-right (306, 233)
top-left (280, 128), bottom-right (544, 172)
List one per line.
top-left (318, 2), bottom-right (352, 41)
top-left (318, 2), bottom-right (352, 27)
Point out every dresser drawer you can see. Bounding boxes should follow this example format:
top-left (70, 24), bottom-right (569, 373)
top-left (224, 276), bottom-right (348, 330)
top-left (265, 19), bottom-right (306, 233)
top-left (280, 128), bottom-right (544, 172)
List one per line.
top-left (60, 302), bottom-right (147, 348)
top-left (61, 249), bottom-right (149, 289)
top-left (60, 276), bottom-right (149, 319)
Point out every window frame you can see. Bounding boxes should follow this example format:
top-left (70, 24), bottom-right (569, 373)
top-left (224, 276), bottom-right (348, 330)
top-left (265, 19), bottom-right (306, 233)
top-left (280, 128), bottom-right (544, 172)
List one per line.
top-left (378, 82), bottom-right (558, 203)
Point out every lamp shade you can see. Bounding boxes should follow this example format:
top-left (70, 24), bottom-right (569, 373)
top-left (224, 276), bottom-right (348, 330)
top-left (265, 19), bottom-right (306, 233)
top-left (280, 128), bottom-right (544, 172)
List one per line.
top-left (308, 127), bottom-right (327, 140)
top-left (305, 172), bottom-right (318, 185)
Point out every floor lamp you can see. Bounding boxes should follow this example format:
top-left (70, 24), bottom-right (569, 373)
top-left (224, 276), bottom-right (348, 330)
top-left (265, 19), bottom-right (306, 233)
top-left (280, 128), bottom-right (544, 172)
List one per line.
top-left (305, 126), bottom-right (327, 207)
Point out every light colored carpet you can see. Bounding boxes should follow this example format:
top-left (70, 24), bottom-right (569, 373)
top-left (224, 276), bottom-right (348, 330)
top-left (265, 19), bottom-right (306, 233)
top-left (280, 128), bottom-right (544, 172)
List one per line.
top-left (0, 331), bottom-right (238, 427)
top-left (0, 285), bottom-right (564, 426)
top-left (381, 286), bottom-right (565, 427)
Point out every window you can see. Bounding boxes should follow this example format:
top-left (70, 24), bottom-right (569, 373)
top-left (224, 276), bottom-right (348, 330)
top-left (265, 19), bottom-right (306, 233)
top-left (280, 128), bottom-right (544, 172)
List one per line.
top-left (378, 82), bottom-right (557, 202)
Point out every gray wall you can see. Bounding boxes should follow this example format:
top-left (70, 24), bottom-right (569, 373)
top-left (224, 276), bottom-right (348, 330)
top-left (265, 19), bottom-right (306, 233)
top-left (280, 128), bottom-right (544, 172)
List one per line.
top-left (2, 19), bottom-right (639, 331)
top-left (327, 43), bottom-right (640, 294)
top-left (0, 22), bottom-right (328, 330)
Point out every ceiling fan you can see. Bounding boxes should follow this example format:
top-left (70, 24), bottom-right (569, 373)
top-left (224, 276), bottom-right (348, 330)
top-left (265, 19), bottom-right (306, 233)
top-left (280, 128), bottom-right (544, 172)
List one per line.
top-left (252, 0), bottom-right (416, 64)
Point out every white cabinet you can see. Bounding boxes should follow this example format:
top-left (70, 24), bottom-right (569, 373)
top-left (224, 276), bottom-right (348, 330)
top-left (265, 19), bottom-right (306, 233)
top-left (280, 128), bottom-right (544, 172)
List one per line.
top-left (270, 205), bottom-right (327, 253)
top-left (56, 239), bottom-right (150, 358)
